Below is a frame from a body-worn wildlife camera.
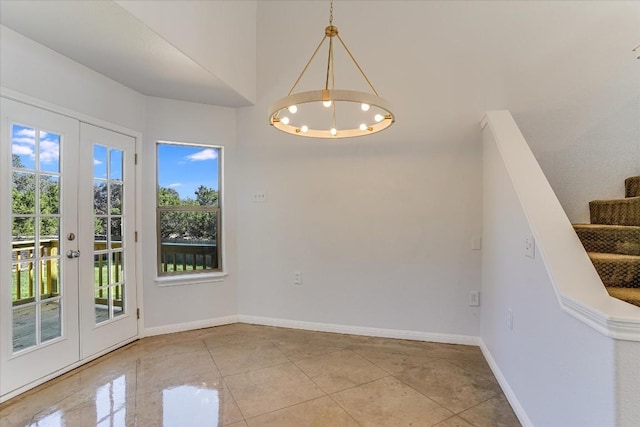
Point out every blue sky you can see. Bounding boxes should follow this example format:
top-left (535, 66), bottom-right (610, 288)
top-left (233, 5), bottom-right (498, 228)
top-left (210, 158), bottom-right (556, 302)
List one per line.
top-left (11, 124), bottom-right (60, 173)
top-left (157, 144), bottom-right (220, 200)
top-left (12, 125), bottom-right (219, 200)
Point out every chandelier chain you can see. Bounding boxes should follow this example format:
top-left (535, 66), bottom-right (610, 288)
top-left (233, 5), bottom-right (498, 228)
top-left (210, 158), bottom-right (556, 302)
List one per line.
top-left (329, 0), bottom-right (333, 25)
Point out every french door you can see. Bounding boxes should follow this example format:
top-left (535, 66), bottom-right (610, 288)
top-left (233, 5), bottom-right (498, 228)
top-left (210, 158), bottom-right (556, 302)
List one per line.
top-left (0, 98), bottom-right (138, 398)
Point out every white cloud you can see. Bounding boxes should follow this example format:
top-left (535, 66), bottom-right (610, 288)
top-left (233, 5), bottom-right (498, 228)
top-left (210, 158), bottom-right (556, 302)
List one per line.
top-left (168, 183), bottom-right (182, 188)
top-left (39, 139), bottom-right (60, 164)
top-left (16, 128), bottom-right (35, 138)
top-left (12, 136), bottom-right (35, 145)
top-left (94, 159), bottom-right (103, 165)
top-left (186, 148), bottom-right (218, 161)
top-left (12, 144), bottom-right (33, 156)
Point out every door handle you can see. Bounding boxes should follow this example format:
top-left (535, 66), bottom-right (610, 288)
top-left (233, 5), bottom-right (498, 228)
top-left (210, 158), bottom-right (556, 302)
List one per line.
top-left (66, 250), bottom-right (81, 259)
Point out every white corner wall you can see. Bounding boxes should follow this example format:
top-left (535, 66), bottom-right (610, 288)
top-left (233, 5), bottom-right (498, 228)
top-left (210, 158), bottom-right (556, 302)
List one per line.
top-left (116, 0), bottom-right (257, 105)
top-left (235, 1), bottom-right (488, 338)
top-left (141, 97), bottom-right (239, 330)
top-left (0, 25), bottom-right (146, 131)
top-left (481, 118), bottom-right (617, 426)
top-left (1, 24), bottom-right (240, 333)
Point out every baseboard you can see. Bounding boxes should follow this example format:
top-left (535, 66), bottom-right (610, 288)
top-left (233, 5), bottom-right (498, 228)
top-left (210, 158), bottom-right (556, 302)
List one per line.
top-left (237, 315), bottom-right (480, 346)
top-left (479, 339), bottom-right (533, 427)
top-left (143, 315), bottom-right (239, 337)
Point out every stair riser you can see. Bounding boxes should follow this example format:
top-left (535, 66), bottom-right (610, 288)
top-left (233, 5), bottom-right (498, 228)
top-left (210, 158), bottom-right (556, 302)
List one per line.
top-left (626, 176), bottom-right (640, 198)
top-left (589, 198), bottom-right (640, 227)
top-left (591, 258), bottom-right (640, 288)
top-left (574, 228), bottom-right (640, 256)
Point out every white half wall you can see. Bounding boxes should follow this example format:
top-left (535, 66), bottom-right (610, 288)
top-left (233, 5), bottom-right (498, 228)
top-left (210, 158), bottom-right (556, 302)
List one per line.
top-left (481, 115), bottom-right (618, 426)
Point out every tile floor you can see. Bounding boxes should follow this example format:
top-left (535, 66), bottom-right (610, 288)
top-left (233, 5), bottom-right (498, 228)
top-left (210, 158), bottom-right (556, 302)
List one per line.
top-left (0, 323), bottom-right (521, 426)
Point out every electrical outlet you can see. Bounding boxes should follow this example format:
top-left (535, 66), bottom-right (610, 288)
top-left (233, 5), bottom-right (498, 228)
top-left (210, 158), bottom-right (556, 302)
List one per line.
top-left (469, 291), bottom-right (480, 306)
top-left (252, 192), bottom-right (267, 203)
top-left (525, 235), bottom-right (535, 258)
top-left (507, 308), bottom-right (514, 330)
top-left (294, 271), bottom-right (302, 285)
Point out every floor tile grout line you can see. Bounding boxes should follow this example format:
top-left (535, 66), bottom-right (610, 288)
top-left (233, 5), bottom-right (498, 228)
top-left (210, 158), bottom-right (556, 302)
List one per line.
top-left (242, 395), bottom-right (335, 424)
top-left (388, 373), bottom-right (457, 415)
top-left (204, 338), bottom-right (248, 424)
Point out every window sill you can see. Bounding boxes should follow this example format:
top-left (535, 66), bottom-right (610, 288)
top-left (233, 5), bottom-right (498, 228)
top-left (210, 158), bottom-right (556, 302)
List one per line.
top-left (155, 272), bottom-right (228, 287)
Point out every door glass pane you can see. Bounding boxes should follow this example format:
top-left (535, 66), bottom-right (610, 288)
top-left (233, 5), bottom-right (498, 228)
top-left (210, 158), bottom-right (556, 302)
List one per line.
top-left (94, 180), bottom-right (108, 215)
top-left (13, 305), bottom-right (37, 352)
top-left (11, 124), bottom-right (36, 170)
top-left (110, 252), bottom-right (123, 284)
top-left (110, 183), bottom-right (123, 215)
top-left (110, 149), bottom-right (123, 181)
top-left (95, 217), bottom-right (107, 246)
top-left (94, 253), bottom-right (109, 289)
top-left (95, 287), bottom-right (110, 324)
top-left (94, 145), bottom-right (107, 179)
top-left (12, 262), bottom-right (35, 303)
top-left (41, 300), bottom-right (62, 342)
top-left (40, 217), bottom-right (59, 247)
top-left (12, 172), bottom-right (36, 214)
top-left (40, 259), bottom-right (60, 299)
top-left (112, 285), bottom-right (124, 318)
top-left (12, 216), bottom-right (35, 241)
top-left (39, 131), bottom-right (60, 173)
top-left (40, 175), bottom-right (60, 214)
top-left (110, 218), bottom-right (122, 249)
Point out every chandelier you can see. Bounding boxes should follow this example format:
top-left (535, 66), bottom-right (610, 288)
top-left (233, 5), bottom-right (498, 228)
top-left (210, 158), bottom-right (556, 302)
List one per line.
top-left (268, 0), bottom-right (395, 139)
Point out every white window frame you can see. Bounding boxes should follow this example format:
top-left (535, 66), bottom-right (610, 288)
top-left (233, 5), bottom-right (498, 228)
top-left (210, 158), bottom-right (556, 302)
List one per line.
top-left (155, 141), bottom-right (225, 285)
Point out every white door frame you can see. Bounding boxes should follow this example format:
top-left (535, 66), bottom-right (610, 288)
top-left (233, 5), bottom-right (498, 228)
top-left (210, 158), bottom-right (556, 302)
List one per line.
top-left (0, 87), bottom-right (144, 403)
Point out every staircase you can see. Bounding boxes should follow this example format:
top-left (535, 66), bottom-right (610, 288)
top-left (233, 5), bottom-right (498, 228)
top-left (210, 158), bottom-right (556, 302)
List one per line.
top-left (573, 176), bottom-right (640, 307)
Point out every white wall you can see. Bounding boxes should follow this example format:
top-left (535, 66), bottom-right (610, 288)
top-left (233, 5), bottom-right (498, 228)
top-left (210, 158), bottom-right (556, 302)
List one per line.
top-left (0, 25), bottom-right (146, 131)
top-left (116, 0), bottom-right (257, 105)
top-left (234, 0), bottom-right (639, 337)
top-left (235, 1), bottom-right (492, 337)
top-left (141, 97), bottom-right (239, 329)
top-left (481, 124), bottom-right (617, 427)
top-left (1, 24), bottom-right (240, 332)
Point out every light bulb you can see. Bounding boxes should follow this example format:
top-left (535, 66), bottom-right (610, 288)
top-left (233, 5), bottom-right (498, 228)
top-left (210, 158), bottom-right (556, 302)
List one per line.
top-left (330, 128), bottom-right (337, 136)
top-left (361, 103), bottom-right (370, 111)
top-left (323, 100), bottom-right (332, 108)
top-left (359, 123), bottom-right (367, 131)
top-left (301, 125), bottom-right (308, 133)
top-left (281, 116), bottom-right (290, 125)
top-left (374, 114), bottom-right (384, 123)
top-left (288, 105), bottom-right (297, 114)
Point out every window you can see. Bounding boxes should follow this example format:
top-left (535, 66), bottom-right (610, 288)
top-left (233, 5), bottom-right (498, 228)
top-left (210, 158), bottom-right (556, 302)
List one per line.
top-left (156, 142), bottom-right (222, 276)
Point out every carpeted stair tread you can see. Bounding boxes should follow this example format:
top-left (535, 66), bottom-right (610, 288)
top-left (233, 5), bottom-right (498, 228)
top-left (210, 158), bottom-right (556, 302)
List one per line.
top-left (573, 224), bottom-right (640, 256)
top-left (588, 252), bottom-right (640, 288)
top-left (589, 196), bottom-right (640, 226)
top-left (626, 176), bottom-right (640, 198)
top-left (606, 287), bottom-right (640, 307)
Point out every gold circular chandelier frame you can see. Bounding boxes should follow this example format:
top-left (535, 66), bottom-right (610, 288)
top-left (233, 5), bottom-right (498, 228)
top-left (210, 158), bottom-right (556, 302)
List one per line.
top-left (269, 89), bottom-right (394, 139)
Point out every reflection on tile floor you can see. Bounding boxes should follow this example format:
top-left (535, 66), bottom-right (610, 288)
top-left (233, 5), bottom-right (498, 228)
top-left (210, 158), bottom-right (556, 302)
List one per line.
top-left (0, 323), bottom-right (521, 426)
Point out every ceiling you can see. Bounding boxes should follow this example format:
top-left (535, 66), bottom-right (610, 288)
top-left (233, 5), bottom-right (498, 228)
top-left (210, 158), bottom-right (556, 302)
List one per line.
top-left (0, 0), bottom-right (252, 107)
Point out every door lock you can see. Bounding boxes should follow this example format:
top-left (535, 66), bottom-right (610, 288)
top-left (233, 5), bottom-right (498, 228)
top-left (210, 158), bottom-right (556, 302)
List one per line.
top-left (67, 233), bottom-right (76, 241)
top-left (66, 250), bottom-right (80, 259)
